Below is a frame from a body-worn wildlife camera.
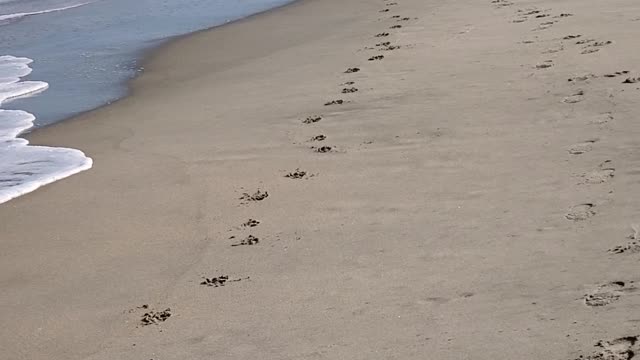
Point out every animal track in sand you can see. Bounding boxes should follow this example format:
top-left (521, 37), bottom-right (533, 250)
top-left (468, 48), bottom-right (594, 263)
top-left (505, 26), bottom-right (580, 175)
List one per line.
top-left (622, 77), bottom-right (640, 84)
top-left (555, 13), bottom-right (573, 18)
top-left (590, 112), bottom-right (614, 125)
top-left (390, 25), bottom-right (402, 29)
top-left (239, 190), bottom-right (269, 202)
top-left (200, 275), bottom-right (248, 287)
top-left (567, 139), bottom-right (597, 155)
top-left (344, 67), bottom-right (360, 73)
top-left (380, 45), bottom-right (400, 51)
top-left (573, 336), bottom-right (639, 360)
top-left (398, 17), bottom-right (411, 21)
top-left (302, 115), bottom-right (322, 124)
top-left (581, 48), bottom-right (600, 54)
top-left (492, 0), bottom-right (514, 7)
top-left (342, 87), bottom-right (358, 93)
top-left (576, 38), bottom-right (595, 45)
top-left (583, 281), bottom-right (634, 307)
top-left (310, 135), bottom-right (326, 142)
top-left (368, 55), bottom-right (384, 61)
top-left (565, 203), bottom-right (595, 221)
top-left (241, 218), bottom-right (260, 228)
top-left (563, 34), bottom-right (581, 40)
top-left (604, 71), bottom-right (630, 78)
top-left (581, 160), bottom-right (615, 184)
top-left (285, 168), bottom-right (308, 179)
top-left (542, 45), bottom-right (564, 54)
top-left (608, 225), bottom-right (640, 254)
top-left (342, 81), bottom-right (355, 86)
top-left (324, 99), bottom-right (344, 106)
top-left (535, 21), bottom-right (556, 30)
top-left (140, 308), bottom-right (172, 326)
top-left (568, 74), bottom-right (596, 82)
top-left (231, 235), bottom-right (260, 246)
top-left (563, 90), bottom-right (585, 103)
top-left (379, 8), bottom-right (389, 12)
top-left (375, 32), bottom-right (390, 37)
top-left (535, 61), bottom-right (553, 69)
top-left (313, 146), bottom-right (334, 153)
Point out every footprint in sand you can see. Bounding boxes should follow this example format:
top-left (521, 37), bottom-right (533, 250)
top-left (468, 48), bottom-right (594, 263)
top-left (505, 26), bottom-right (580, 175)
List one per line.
top-left (375, 32), bottom-right (390, 37)
top-left (313, 145), bottom-right (335, 153)
top-left (390, 25), bottom-right (402, 29)
top-left (581, 160), bottom-right (615, 184)
top-left (622, 77), bottom-right (640, 84)
top-left (140, 308), bottom-right (172, 326)
top-left (302, 115), bottom-right (322, 124)
top-left (583, 281), bottom-right (634, 307)
top-left (201, 275), bottom-right (248, 287)
top-left (310, 134), bottom-right (326, 142)
top-left (344, 67), bottom-right (360, 73)
top-left (576, 38), bottom-right (595, 45)
top-left (285, 168), bottom-right (308, 179)
top-left (608, 224), bottom-right (640, 254)
top-left (589, 112), bottom-right (614, 126)
top-left (563, 90), bottom-right (585, 103)
top-left (368, 55), bottom-right (384, 61)
top-left (241, 218), bottom-right (260, 228)
top-left (231, 235), bottom-right (260, 246)
top-left (567, 74), bottom-right (596, 82)
top-left (492, 0), bottom-right (514, 7)
top-left (567, 139), bottom-right (597, 155)
top-left (542, 45), bottom-right (564, 54)
top-left (565, 203), bottom-right (595, 221)
top-left (535, 61), bottom-right (553, 69)
top-left (575, 336), bottom-right (639, 360)
top-left (342, 87), bottom-right (358, 93)
top-left (603, 71), bottom-right (629, 78)
top-left (239, 190), bottom-right (269, 202)
top-left (379, 8), bottom-right (389, 12)
top-left (324, 99), bottom-right (344, 106)
top-left (563, 34), bottom-right (582, 40)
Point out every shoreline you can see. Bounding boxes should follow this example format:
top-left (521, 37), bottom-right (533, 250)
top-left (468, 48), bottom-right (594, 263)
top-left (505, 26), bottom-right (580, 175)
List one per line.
top-left (4, 0), bottom-right (640, 359)
top-left (24, 0), bottom-right (302, 138)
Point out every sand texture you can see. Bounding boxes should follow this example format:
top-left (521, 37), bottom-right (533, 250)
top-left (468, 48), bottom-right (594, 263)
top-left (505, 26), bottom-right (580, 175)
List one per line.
top-left (2, 0), bottom-right (640, 358)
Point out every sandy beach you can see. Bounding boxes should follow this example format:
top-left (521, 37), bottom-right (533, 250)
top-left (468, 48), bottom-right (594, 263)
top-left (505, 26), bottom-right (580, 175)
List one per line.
top-left (3, 0), bottom-right (640, 358)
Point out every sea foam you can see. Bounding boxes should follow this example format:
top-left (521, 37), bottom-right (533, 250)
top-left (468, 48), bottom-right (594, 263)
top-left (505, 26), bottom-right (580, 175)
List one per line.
top-left (0, 55), bottom-right (92, 204)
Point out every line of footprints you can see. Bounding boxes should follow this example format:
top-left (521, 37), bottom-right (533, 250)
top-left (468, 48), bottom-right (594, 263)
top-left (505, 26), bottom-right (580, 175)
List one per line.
top-left (495, 1), bottom-right (640, 359)
top-left (129, 0), bottom-right (415, 330)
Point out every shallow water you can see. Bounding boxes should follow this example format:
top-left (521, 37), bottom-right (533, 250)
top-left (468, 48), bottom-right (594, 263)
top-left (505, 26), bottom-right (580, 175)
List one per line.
top-left (0, 0), bottom-right (293, 203)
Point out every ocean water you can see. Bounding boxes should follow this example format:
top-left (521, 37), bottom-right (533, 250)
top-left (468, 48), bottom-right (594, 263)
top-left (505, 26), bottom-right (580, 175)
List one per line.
top-left (0, 0), bottom-right (293, 204)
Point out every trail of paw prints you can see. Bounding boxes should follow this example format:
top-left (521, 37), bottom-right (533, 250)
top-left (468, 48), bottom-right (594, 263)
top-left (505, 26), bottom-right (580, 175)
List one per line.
top-left (572, 336), bottom-right (639, 360)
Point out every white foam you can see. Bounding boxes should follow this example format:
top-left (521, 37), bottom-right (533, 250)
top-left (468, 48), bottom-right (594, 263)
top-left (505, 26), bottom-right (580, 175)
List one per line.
top-left (0, 55), bottom-right (92, 204)
top-left (0, 2), bottom-right (92, 23)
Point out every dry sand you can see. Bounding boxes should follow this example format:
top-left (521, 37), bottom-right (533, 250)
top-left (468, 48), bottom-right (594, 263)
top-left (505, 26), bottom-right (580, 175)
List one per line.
top-left (2, 0), bottom-right (640, 358)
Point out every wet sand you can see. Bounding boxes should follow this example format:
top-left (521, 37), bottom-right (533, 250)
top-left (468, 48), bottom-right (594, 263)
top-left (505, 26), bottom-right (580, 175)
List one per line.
top-left (3, 0), bottom-right (640, 359)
